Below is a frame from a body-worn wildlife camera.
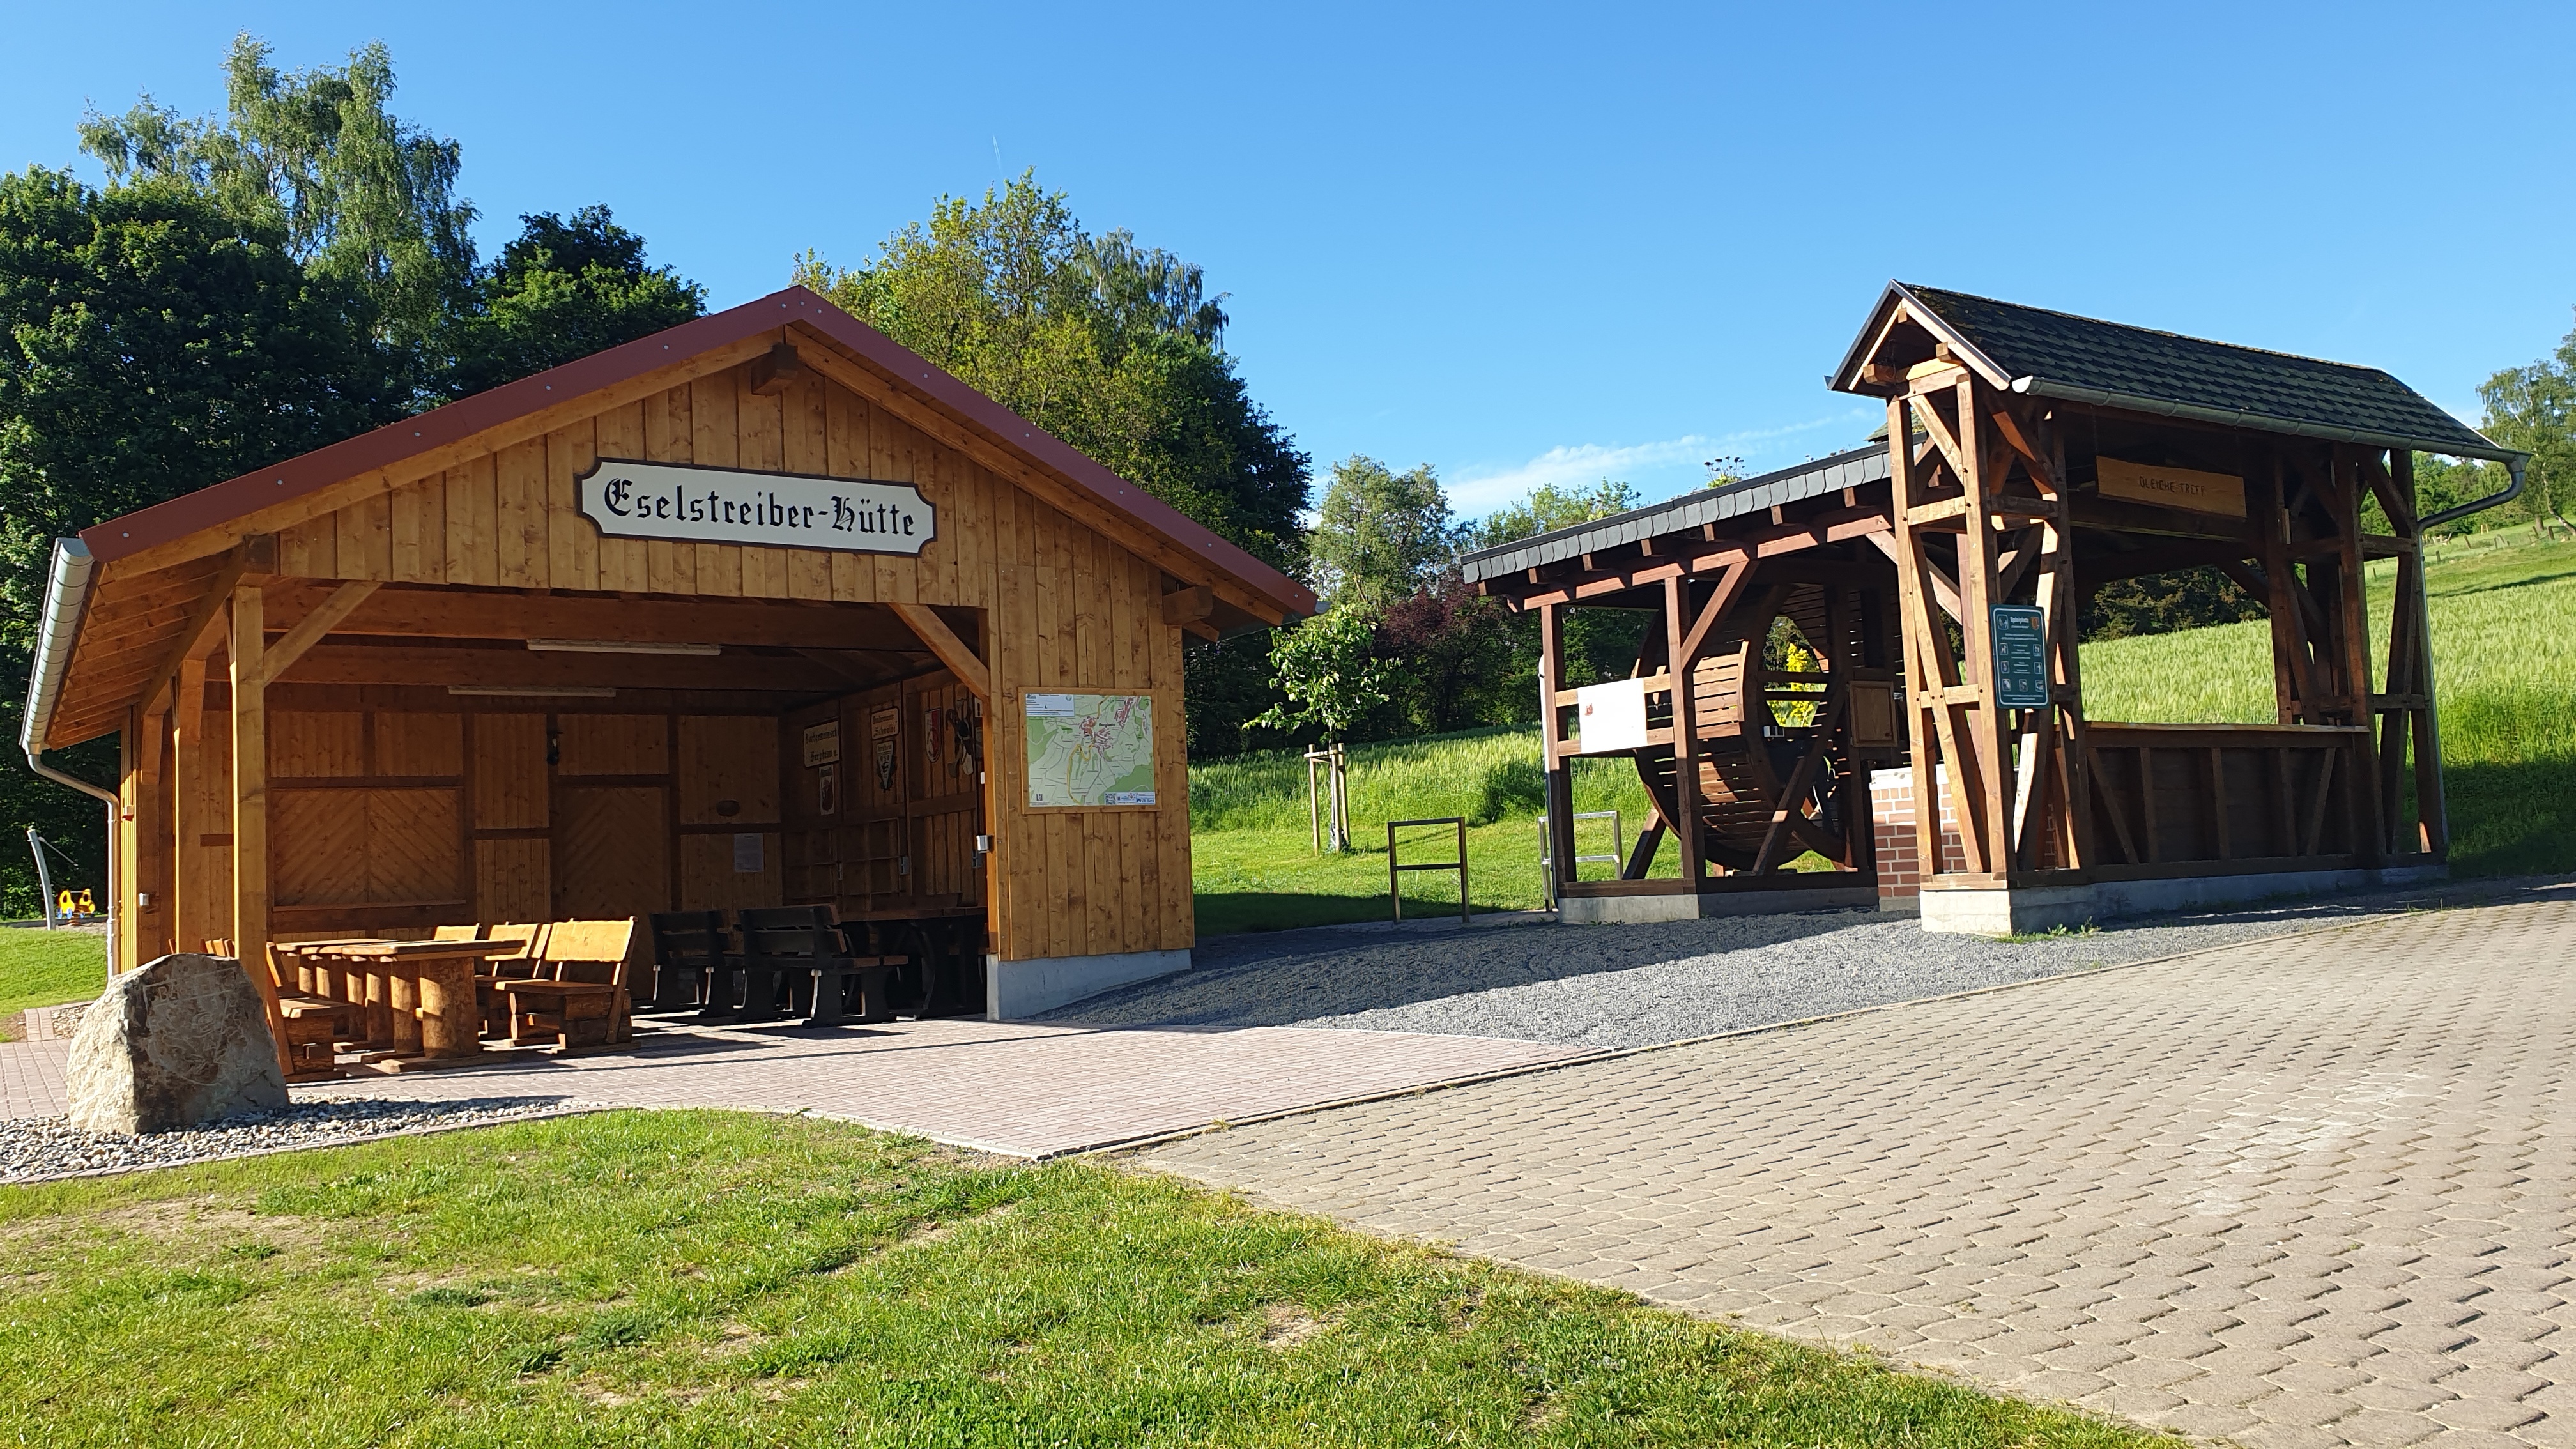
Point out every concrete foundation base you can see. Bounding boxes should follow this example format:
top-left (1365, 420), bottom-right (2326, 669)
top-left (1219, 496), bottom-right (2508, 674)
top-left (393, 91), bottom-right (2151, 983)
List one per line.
top-left (986, 948), bottom-right (1190, 1020)
top-left (1560, 885), bottom-right (1877, 924)
top-left (1918, 863), bottom-right (2450, 936)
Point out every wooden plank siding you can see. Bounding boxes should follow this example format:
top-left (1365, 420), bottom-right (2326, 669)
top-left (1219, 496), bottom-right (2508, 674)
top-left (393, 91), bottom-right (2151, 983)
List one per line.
top-left (128, 352), bottom-right (1192, 964)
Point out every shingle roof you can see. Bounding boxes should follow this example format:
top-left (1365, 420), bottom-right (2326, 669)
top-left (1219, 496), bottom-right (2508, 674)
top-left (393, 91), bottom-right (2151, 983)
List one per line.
top-left (1457, 443), bottom-right (1886, 585)
top-left (1836, 282), bottom-right (2519, 463)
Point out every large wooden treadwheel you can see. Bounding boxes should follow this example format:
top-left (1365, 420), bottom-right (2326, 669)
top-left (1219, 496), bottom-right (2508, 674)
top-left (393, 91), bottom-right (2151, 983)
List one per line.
top-left (1629, 580), bottom-right (1893, 873)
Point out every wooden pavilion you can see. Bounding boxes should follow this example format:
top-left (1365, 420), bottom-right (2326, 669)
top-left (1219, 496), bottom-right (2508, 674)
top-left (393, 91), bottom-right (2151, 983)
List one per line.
top-left (1462, 283), bottom-right (2525, 932)
top-left (20, 288), bottom-right (1314, 1014)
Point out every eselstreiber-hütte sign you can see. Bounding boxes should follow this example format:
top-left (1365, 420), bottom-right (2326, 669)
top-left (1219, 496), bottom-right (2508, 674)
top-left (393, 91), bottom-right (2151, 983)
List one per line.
top-left (576, 458), bottom-right (935, 555)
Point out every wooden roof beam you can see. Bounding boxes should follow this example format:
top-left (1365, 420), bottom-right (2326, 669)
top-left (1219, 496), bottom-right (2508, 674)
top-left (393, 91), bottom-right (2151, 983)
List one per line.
top-left (272, 643), bottom-right (847, 692)
top-left (261, 580), bottom-right (925, 650)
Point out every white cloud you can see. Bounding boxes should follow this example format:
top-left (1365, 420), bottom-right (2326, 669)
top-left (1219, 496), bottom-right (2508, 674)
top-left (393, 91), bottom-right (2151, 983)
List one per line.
top-left (1446, 408), bottom-right (1877, 520)
top-left (1446, 437), bottom-right (1713, 516)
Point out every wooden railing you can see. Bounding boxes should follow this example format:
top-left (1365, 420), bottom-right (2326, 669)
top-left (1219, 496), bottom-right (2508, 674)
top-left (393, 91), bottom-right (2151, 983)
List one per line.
top-left (2082, 722), bottom-right (2372, 870)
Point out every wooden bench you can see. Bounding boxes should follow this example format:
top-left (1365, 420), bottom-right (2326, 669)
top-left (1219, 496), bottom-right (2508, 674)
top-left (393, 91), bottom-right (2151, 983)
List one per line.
top-left (498, 918), bottom-right (636, 1051)
top-left (739, 906), bottom-right (894, 1027)
top-left (646, 910), bottom-right (728, 1013)
top-left (251, 941), bottom-right (354, 1080)
top-left (471, 923), bottom-right (550, 1036)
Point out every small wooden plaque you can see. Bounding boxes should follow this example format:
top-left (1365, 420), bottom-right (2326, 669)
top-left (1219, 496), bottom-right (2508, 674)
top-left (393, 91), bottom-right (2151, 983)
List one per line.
top-left (2096, 457), bottom-right (2246, 518)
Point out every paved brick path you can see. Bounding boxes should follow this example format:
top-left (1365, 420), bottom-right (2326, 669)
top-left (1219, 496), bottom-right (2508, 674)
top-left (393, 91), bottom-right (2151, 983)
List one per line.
top-left (1140, 887), bottom-right (2576, 1447)
top-left (0, 1036), bottom-right (66, 1122)
top-left (0, 1019), bottom-right (1582, 1159)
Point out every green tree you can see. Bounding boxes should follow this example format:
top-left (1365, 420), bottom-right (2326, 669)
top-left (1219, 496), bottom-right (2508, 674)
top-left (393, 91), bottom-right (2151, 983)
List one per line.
top-left (441, 205), bottom-right (706, 399)
top-left (1464, 477), bottom-right (1652, 704)
top-left (795, 174), bottom-right (1309, 574)
top-left (79, 33), bottom-right (479, 384)
top-left (0, 167), bottom-right (401, 914)
top-left (1254, 604), bottom-right (1396, 747)
top-left (1468, 477), bottom-right (1639, 551)
top-left (1310, 456), bottom-right (1456, 610)
top-left (2473, 318), bottom-right (2576, 533)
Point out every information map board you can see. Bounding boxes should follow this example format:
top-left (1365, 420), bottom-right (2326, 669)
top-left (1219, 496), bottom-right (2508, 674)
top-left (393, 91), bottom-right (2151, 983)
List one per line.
top-left (1989, 604), bottom-right (2051, 708)
top-left (1023, 693), bottom-right (1156, 808)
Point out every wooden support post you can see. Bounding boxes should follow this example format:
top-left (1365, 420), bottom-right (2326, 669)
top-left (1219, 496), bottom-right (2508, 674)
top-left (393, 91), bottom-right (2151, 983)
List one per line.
top-left (1663, 574), bottom-right (1706, 883)
top-left (2258, 452), bottom-right (2306, 723)
top-left (1952, 377), bottom-right (2011, 878)
top-left (170, 656), bottom-right (212, 956)
top-left (2327, 448), bottom-right (2386, 858)
top-left (228, 584), bottom-right (291, 1081)
top-left (1887, 396), bottom-right (1951, 878)
top-left (116, 708), bottom-right (144, 971)
top-left (2038, 410), bottom-right (2089, 868)
top-left (140, 704), bottom-right (171, 961)
top-left (1537, 602), bottom-right (1577, 897)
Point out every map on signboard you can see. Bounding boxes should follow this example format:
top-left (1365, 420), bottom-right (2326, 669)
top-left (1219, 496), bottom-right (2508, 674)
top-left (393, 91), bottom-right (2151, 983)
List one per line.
top-left (1024, 693), bottom-right (1156, 807)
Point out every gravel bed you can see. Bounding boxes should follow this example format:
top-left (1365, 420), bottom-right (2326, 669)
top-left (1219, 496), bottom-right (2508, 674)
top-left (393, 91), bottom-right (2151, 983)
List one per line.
top-left (1043, 878), bottom-right (2556, 1052)
top-left (1, 1095), bottom-right (595, 1184)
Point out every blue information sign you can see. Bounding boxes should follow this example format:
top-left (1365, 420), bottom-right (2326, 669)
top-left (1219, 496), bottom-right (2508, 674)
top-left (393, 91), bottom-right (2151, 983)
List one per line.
top-left (1989, 605), bottom-right (2050, 708)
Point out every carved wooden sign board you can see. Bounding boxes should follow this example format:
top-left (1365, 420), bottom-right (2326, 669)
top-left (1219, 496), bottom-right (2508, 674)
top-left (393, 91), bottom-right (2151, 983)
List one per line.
top-left (2096, 457), bottom-right (2246, 518)
top-left (577, 459), bottom-right (936, 555)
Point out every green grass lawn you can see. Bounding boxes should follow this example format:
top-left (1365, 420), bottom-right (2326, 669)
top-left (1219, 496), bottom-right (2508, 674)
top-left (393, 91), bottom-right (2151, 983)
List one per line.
top-left (0, 1110), bottom-right (2166, 1448)
top-left (0, 927), bottom-right (107, 1028)
top-left (1192, 530), bottom-right (2576, 931)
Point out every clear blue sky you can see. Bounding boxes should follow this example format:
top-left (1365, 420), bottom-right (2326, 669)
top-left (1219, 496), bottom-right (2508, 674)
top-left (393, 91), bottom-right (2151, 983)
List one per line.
top-left (8, 3), bottom-right (2573, 519)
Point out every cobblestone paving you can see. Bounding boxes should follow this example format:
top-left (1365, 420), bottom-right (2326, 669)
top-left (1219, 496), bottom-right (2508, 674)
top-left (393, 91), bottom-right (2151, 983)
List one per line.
top-left (0, 1018), bottom-right (1583, 1160)
top-left (1139, 885), bottom-right (2576, 1447)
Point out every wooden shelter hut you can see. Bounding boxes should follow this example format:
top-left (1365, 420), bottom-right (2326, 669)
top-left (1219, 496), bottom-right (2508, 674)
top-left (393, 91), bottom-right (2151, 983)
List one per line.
top-left (20, 288), bottom-right (1314, 1014)
top-left (1462, 283), bottom-right (2524, 933)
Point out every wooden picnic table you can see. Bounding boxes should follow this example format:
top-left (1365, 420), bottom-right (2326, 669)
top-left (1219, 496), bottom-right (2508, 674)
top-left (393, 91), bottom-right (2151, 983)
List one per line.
top-left (289, 939), bottom-right (524, 1061)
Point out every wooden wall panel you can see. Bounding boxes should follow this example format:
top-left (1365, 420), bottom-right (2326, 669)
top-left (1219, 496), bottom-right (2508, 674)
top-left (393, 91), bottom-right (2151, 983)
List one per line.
top-left (678, 832), bottom-right (783, 912)
top-left (558, 715), bottom-right (669, 776)
top-left (271, 713), bottom-right (365, 778)
top-left (555, 786), bottom-right (670, 919)
top-left (271, 788), bottom-right (463, 910)
top-left (376, 712), bottom-right (463, 777)
top-left (677, 716), bottom-right (779, 825)
top-left (272, 792), bottom-right (367, 906)
top-left (390, 471), bottom-right (443, 583)
top-left (642, 383), bottom-right (698, 594)
top-left (471, 714), bottom-right (549, 829)
top-left (366, 790), bottom-right (463, 903)
top-left (475, 838), bottom-right (552, 924)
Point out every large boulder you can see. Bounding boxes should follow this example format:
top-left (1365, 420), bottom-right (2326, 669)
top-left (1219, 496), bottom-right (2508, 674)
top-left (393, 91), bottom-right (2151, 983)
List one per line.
top-left (65, 953), bottom-right (286, 1134)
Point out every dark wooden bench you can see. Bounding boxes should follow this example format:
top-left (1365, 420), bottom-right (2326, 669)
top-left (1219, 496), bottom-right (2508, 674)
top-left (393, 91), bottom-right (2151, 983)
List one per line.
top-left (739, 906), bottom-right (895, 1027)
top-left (645, 910), bottom-right (728, 1013)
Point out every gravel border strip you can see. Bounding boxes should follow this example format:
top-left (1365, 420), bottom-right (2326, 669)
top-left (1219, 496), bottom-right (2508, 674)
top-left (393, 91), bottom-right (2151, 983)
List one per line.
top-left (1099, 878), bottom-right (2563, 1162)
top-left (3, 1103), bottom-right (613, 1187)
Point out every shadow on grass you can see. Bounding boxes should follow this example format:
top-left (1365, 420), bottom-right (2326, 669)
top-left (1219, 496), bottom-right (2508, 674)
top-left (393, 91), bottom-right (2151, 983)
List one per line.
top-left (1193, 889), bottom-right (1508, 938)
top-left (2446, 757), bottom-right (2576, 877)
top-left (2437, 566), bottom-right (2576, 597)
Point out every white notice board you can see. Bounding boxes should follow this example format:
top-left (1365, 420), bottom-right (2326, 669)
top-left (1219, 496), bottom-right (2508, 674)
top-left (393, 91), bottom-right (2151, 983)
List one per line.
top-left (1573, 677), bottom-right (1650, 754)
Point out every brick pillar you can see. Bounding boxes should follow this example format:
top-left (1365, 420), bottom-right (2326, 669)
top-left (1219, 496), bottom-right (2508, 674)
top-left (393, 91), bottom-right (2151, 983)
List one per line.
top-left (1870, 766), bottom-right (1968, 909)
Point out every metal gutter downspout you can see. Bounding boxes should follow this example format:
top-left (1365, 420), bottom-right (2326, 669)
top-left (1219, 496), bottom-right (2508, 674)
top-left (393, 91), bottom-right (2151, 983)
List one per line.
top-left (2421, 456), bottom-right (2526, 531)
top-left (19, 540), bottom-right (116, 808)
top-left (19, 539), bottom-right (121, 965)
top-left (2409, 457), bottom-right (2524, 861)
